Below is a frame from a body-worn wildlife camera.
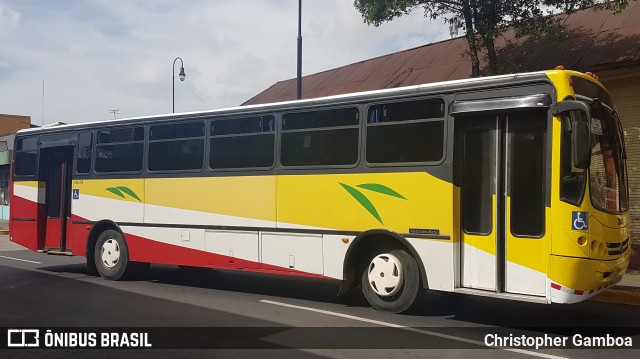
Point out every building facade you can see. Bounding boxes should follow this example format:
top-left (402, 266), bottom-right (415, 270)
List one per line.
top-left (0, 114), bottom-right (32, 219)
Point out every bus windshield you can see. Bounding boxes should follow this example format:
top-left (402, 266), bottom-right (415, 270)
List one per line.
top-left (589, 101), bottom-right (628, 213)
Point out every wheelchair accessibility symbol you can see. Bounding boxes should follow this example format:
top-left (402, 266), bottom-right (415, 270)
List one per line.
top-left (72, 189), bottom-right (80, 200)
top-left (572, 211), bottom-right (588, 230)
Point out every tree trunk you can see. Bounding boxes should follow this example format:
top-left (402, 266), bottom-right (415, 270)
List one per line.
top-left (483, 36), bottom-right (498, 75)
top-left (462, 5), bottom-right (480, 77)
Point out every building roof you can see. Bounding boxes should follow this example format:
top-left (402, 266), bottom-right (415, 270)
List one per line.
top-left (244, 3), bottom-right (640, 105)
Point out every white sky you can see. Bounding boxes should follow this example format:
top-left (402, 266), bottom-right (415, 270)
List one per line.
top-left (0, 0), bottom-right (449, 125)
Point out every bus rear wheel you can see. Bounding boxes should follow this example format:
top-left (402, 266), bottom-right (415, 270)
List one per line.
top-left (94, 229), bottom-right (131, 280)
top-left (361, 248), bottom-right (423, 313)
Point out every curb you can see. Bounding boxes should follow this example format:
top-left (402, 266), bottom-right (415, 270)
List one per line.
top-left (591, 287), bottom-right (640, 306)
top-left (0, 229), bottom-right (8, 235)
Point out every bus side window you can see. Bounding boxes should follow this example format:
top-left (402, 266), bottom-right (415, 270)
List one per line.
top-left (210, 115), bottom-right (275, 170)
top-left (559, 111), bottom-right (587, 205)
top-left (76, 132), bottom-right (93, 174)
top-left (280, 108), bottom-right (359, 167)
top-left (14, 137), bottom-right (38, 177)
top-left (148, 121), bottom-right (205, 172)
top-left (95, 127), bottom-right (145, 173)
top-left (366, 98), bottom-right (445, 164)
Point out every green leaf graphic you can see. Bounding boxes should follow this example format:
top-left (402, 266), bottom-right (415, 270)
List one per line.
top-left (117, 186), bottom-right (141, 202)
top-left (339, 183), bottom-right (383, 224)
top-left (106, 187), bottom-right (126, 199)
top-left (357, 183), bottom-right (406, 200)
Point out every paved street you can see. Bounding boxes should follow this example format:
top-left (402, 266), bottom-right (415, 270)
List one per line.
top-left (1, 236), bottom-right (639, 358)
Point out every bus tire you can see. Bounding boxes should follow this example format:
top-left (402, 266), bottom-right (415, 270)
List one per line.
top-left (361, 248), bottom-right (423, 313)
top-left (94, 229), bottom-right (130, 280)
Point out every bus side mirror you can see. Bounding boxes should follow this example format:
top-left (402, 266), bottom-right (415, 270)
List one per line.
top-left (572, 120), bottom-right (591, 169)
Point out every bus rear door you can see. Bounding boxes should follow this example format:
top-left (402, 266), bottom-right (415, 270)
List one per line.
top-left (39, 145), bottom-right (73, 254)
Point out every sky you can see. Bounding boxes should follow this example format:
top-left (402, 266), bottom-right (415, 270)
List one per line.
top-left (0, 0), bottom-right (449, 125)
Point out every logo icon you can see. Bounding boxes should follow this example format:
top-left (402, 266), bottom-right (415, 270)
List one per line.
top-left (572, 211), bottom-right (588, 230)
top-left (340, 183), bottom-right (407, 224)
top-left (72, 189), bottom-right (80, 200)
top-left (7, 329), bottom-right (39, 347)
top-left (106, 186), bottom-right (141, 202)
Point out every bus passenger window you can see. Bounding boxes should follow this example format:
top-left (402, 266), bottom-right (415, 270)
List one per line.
top-left (76, 132), bottom-right (93, 174)
top-left (14, 137), bottom-right (38, 177)
top-left (281, 108), bottom-right (359, 167)
top-left (210, 115), bottom-right (275, 170)
top-left (95, 127), bottom-right (144, 173)
top-left (366, 98), bottom-right (445, 164)
top-left (148, 121), bottom-right (204, 171)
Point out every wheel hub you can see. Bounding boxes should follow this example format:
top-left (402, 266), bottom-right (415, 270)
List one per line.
top-left (367, 253), bottom-right (403, 296)
top-left (101, 238), bottom-right (120, 268)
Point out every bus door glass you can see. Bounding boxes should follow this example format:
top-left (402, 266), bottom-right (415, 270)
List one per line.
top-left (41, 147), bottom-right (73, 252)
top-left (456, 111), bottom-right (547, 296)
top-left (456, 116), bottom-right (499, 291)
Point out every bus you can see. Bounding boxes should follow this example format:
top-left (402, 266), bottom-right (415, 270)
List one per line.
top-left (10, 69), bottom-right (630, 313)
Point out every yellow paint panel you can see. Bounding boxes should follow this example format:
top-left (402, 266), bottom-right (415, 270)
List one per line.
top-left (14, 181), bottom-right (44, 188)
top-left (277, 172), bottom-right (452, 233)
top-left (73, 178), bottom-right (144, 203)
top-left (146, 176), bottom-right (276, 222)
top-left (549, 253), bottom-right (629, 290)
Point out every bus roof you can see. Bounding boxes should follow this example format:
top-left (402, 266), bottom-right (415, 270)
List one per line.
top-left (17, 70), bottom-right (584, 136)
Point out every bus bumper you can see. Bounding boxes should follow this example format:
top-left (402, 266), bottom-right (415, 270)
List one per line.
top-left (549, 253), bottom-right (630, 304)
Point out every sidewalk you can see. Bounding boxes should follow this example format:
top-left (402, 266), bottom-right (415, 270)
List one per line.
top-left (0, 219), bottom-right (637, 305)
top-left (0, 219), bottom-right (7, 234)
top-left (592, 269), bottom-right (640, 306)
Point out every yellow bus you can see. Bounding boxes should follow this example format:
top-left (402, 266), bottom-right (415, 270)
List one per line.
top-left (10, 69), bottom-right (629, 313)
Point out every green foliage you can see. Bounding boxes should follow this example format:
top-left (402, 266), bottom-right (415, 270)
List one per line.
top-left (353, 0), bottom-right (635, 76)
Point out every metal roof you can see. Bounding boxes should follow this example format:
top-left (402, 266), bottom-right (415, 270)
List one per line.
top-left (244, 3), bottom-right (640, 106)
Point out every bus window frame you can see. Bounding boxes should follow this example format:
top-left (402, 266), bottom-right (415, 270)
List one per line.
top-left (75, 131), bottom-right (94, 175)
top-left (363, 96), bottom-right (447, 168)
top-left (94, 125), bottom-right (146, 175)
top-left (12, 135), bottom-right (40, 180)
top-left (147, 120), bottom-right (206, 174)
top-left (279, 105), bottom-right (361, 170)
top-left (208, 113), bottom-right (277, 172)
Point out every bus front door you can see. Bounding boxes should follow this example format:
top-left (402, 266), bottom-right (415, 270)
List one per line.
top-left (41, 148), bottom-right (73, 253)
top-left (456, 111), bottom-right (547, 296)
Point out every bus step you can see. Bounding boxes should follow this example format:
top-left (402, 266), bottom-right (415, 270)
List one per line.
top-left (45, 249), bottom-right (73, 256)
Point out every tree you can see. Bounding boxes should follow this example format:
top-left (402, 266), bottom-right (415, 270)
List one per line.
top-left (354, 0), bottom-right (633, 77)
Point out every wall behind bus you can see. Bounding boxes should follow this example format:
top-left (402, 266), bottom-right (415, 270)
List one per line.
top-left (601, 69), bottom-right (640, 270)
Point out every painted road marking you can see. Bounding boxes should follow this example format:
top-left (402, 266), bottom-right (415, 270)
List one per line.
top-left (0, 255), bottom-right (42, 264)
top-left (260, 299), bottom-right (569, 359)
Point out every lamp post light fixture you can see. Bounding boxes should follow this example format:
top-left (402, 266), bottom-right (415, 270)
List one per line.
top-left (173, 57), bottom-right (186, 113)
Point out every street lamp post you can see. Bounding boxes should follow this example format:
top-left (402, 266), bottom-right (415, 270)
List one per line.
top-left (173, 57), bottom-right (186, 113)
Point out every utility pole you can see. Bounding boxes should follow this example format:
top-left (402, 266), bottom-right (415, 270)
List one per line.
top-left (296, 0), bottom-right (302, 100)
top-left (108, 108), bottom-right (120, 120)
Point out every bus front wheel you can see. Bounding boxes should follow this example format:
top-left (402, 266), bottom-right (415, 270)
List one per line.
top-left (94, 229), bottom-right (131, 280)
top-left (361, 249), bottom-right (423, 313)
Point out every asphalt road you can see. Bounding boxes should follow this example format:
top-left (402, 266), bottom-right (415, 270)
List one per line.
top-left (1, 243), bottom-right (639, 359)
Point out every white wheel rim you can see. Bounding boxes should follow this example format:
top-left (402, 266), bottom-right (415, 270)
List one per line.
top-left (101, 238), bottom-right (120, 268)
top-left (367, 253), bottom-right (403, 297)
